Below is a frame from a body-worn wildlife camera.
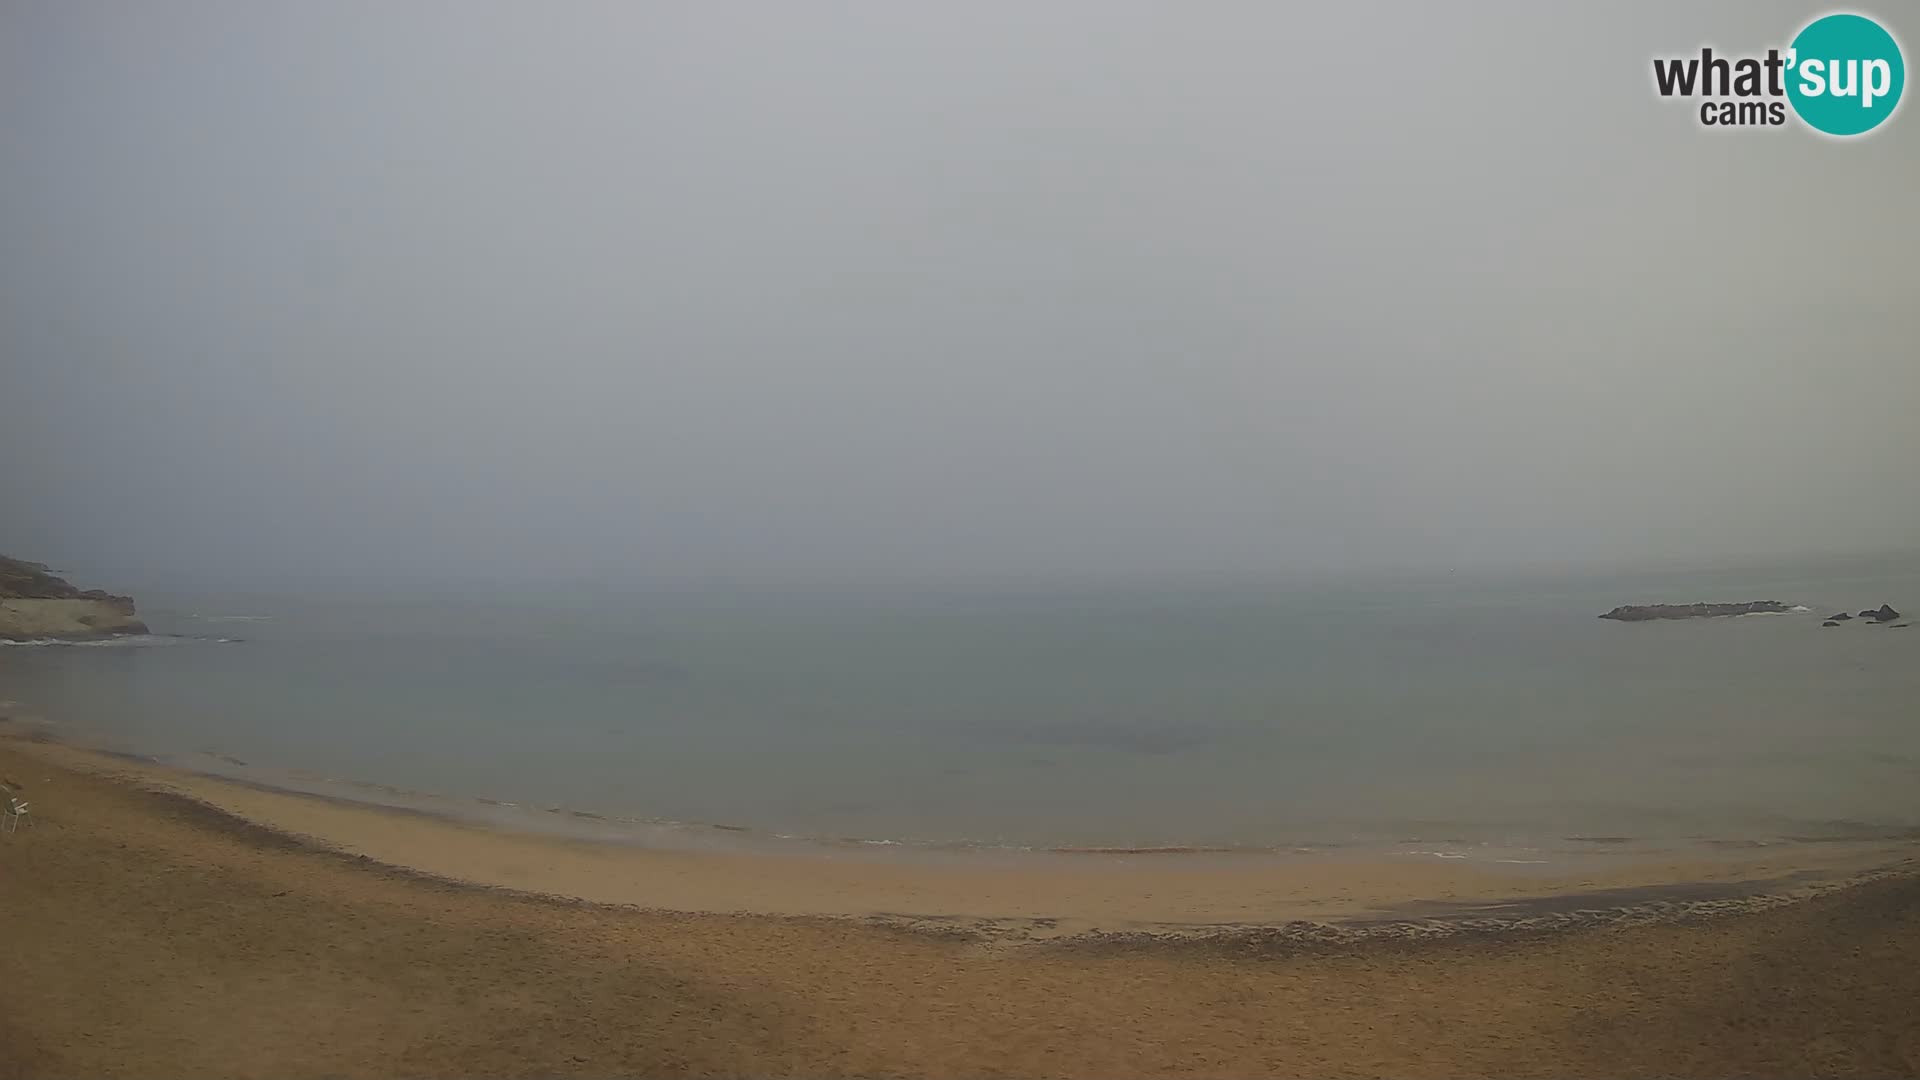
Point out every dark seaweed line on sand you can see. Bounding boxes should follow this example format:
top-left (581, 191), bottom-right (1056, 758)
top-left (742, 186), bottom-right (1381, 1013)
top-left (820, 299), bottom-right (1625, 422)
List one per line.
top-left (1049, 859), bottom-right (1920, 954)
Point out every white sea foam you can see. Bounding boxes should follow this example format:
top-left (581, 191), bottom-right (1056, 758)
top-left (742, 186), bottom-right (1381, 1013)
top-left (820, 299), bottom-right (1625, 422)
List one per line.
top-left (0, 634), bottom-right (238, 648)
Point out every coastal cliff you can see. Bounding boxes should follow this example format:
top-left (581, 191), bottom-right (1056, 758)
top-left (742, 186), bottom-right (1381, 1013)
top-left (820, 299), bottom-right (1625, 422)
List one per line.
top-left (0, 555), bottom-right (148, 640)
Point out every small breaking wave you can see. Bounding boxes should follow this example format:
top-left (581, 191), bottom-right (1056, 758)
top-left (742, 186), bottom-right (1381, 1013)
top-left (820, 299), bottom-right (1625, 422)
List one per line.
top-left (0, 634), bottom-right (243, 648)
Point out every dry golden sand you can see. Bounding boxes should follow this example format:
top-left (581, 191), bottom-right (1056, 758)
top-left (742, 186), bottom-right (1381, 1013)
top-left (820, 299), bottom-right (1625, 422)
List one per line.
top-left (2, 735), bottom-right (1918, 1078)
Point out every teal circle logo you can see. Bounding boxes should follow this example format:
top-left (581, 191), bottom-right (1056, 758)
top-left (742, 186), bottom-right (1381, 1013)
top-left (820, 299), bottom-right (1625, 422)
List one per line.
top-left (1786, 13), bottom-right (1905, 136)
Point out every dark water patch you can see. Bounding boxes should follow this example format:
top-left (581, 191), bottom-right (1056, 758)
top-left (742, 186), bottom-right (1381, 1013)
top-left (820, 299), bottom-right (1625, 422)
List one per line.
top-left (87, 745), bottom-right (162, 761)
top-left (992, 718), bottom-right (1213, 755)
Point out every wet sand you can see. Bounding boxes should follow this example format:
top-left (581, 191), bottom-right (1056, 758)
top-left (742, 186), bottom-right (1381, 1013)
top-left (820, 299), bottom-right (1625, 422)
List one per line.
top-left (2, 734), bottom-right (1918, 1077)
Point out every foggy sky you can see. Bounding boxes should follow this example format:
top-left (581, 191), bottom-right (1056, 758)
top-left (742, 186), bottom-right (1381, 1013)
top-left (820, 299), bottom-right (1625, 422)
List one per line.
top-left (4, 1), bottom-right (1916, 589)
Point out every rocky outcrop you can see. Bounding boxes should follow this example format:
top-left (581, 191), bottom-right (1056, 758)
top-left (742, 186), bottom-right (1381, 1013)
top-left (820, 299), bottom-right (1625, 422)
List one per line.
top-left (1598, 601), bottom-right (1793, 621)
top-left (1833, 605), bottom-right (1904, 623)
top-left (0, 556), bottom-right (147, 640)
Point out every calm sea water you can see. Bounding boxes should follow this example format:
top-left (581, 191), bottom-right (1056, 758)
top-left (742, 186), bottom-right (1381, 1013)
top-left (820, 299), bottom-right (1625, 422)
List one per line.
top-left (4, 557), bottom-right (1918, 856)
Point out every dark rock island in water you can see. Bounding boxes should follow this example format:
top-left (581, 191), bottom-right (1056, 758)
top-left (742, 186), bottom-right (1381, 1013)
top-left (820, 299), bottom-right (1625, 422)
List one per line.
top-left (1598, 601), bottom-right (1793, 621)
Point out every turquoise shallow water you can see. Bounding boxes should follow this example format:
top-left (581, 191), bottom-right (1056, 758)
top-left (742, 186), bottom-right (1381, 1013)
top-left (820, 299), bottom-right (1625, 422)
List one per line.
top-left (3, 556), bottom-right (1918, 855)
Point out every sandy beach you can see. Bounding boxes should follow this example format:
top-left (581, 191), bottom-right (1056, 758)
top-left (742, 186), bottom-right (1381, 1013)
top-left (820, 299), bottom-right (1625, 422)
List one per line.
top-left (2, 731), bottom-right (1918, 1078)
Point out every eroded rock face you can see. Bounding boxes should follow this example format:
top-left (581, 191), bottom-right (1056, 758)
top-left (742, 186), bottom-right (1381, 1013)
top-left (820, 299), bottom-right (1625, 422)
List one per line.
top-left (0, 556), bottom-right (146, 640)
top-left (1598, 601), bottom-right (1793, 621)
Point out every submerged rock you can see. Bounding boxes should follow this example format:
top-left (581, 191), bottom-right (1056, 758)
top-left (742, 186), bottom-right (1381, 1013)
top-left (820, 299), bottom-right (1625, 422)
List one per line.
top-left (1823, 620), bottom-right (1841, 627)
top-left (1598, 601), bottom-right (1793, 621)
top-left (1871, 604), bottom-right (1901, 622)
top-left (1829, 612), bottom-right (1854, 621)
